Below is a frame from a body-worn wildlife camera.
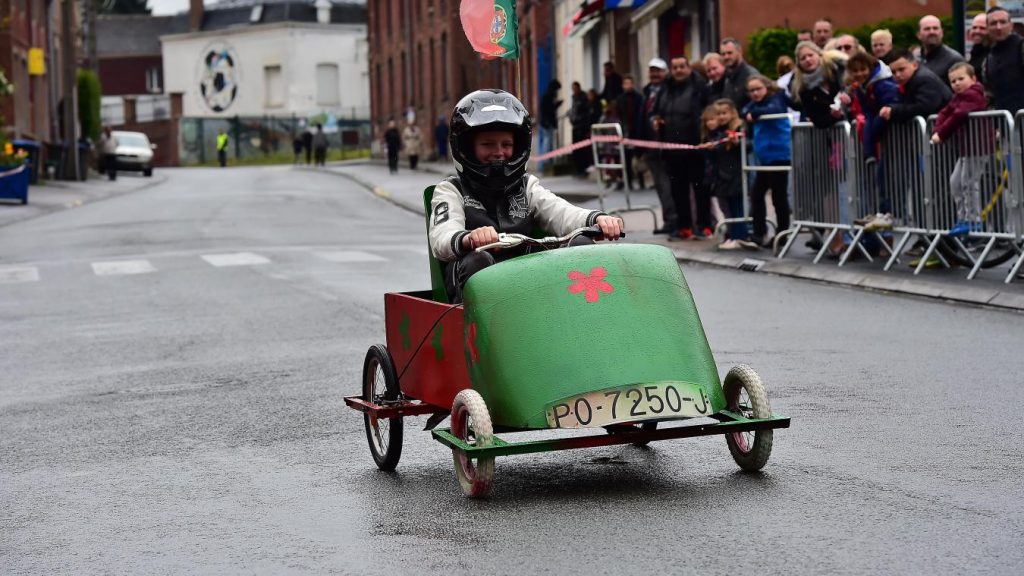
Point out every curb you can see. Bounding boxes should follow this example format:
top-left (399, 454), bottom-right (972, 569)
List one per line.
top-left (303, 165), bottom-right (426, 216)
top-left (325, 164), bottom-right (1024, 313)
top-left (668, 245), bottom-right (1024, 313)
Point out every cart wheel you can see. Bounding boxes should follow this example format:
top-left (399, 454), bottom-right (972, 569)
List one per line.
top-left (450, 389), bottom-right (495, 498)
top-left (723, 365), bottom-right (773, 471)
top-left (362, 344), bottom-right (403, 471)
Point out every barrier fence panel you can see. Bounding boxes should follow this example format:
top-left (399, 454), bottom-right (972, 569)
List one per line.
top-left (1007, 110), bottom-right (1024, 283)
top-left (733, 113), bottom-right (791, 242)
top-left (916, 111), bottom-right (1023, 279)
top-left (778, 121), bottom-right (868, 263)
top-left (589, 123), bottom-right (658, 230)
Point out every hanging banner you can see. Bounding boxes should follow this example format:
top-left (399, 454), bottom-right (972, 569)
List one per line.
top-left (28, 48), bottom-right (46, 76)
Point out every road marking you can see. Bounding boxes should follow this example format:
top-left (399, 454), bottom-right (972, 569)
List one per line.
top-left (0, 266), bottom-right (40, 283)
top-left (91, 260), bottom-right (157, 276)
top-left (201, 252), bottom-right (271, 267)
top-left (313, 250), bottom-right (388, 263)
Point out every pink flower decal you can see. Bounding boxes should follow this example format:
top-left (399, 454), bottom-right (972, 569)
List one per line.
top-left (567, 267), bottom-right (614, 303)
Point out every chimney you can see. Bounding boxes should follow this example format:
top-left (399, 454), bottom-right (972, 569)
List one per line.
top-left (315, 0), bottom-right (331, 24)
top-left (190, 0), bottom-right (204, 31)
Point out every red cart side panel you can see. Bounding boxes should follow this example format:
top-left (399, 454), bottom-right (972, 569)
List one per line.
top-left (384, 291), bottom-right (469, 410)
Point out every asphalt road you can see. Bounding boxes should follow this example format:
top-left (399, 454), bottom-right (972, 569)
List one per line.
top-left (2, 166), bottom-right (1022, 575)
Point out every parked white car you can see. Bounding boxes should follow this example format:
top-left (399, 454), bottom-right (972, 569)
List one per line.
top-left (112, 131), bottom-right (156, 177)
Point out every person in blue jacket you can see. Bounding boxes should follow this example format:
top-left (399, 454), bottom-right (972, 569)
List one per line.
top-left (742, 75), bottom-right (792, 247)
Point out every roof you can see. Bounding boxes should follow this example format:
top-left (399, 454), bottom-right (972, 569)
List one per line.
top-left (96, 15), bottom-right (191, 56)
top-left (202, 0), bottom-right (366, 30)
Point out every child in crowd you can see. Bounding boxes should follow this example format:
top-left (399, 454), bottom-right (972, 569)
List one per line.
top-left (742, 75), bottom-right (792, 248)
top-left (931, 62), bottom-right (990, 236)
top-left (701, 100), bottom-right (748, 250)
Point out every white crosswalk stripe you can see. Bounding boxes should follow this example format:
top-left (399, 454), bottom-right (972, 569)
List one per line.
top-left (313, 250), bottom-right (388, 263)
top-left (92, 260), bottom-right (157, 276)
top-left (201, 252), bottom-right (271, 267)
top-left (0, 266), bottom-right (41, 283)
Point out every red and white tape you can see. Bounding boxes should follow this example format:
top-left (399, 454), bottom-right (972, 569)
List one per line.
top-left (532, 133), bottom-right (741, 162)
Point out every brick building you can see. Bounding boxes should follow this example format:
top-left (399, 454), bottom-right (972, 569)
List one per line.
top-left (0, 0), bottom-right (70, 142)
top-left (96, 14), bottom-right (188, 97)
top-left (367, 0), bottom-right (556, 156)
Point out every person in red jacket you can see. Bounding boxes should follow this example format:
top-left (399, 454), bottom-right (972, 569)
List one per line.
top-left (930, 62), bottom-right (990, 236)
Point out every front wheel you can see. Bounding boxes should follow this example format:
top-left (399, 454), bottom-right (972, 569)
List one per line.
top-left (362, 344), bottom-right (403, 471)
top-left (143, 168), bottom-right (153, 177)
top-left (450, 389), bottom-right (495, 498)
top-left (723, 365), bottom-right (773, 471)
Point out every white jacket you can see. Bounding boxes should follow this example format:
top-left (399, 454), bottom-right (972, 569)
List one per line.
top-left (428, 174), bottom-right (601, 262)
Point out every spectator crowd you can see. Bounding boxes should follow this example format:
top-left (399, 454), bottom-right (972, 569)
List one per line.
top-left (538, 8), bottom-right (1024, 252)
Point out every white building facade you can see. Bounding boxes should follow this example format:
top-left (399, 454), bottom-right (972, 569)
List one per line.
top-left (161, 21), bottom-right (369, 120)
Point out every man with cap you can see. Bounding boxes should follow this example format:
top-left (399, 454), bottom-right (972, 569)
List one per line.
top-left (642, 57), bottom-right (675, 234)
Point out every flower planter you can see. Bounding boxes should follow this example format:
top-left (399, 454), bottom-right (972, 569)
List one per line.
top-left (0, 164), bottom-right (29, 204)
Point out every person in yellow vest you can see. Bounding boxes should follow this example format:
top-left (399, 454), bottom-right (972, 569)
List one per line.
top-left (216, 130), bottom-right (229, 167)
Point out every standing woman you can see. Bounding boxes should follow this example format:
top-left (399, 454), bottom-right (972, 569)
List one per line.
top-left (402, 120), bottom-right (423, 170)
top-left (568, 82), bottom-right (593, 177)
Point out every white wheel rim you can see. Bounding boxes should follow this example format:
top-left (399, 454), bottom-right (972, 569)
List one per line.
top-left (730, 387), bottom-right (755, 453)
top-left (455, 405), bottom-right (479, 480)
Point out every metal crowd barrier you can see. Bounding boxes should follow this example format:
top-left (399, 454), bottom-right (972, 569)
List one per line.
top-left (589, 123), bottom-right (658, 230)
top-left (779, 111), bottom-right (1024, 283)
top-left (725, 113), bottom-right (791, 241)
top-left (777, 121), bottom-right (876, 263)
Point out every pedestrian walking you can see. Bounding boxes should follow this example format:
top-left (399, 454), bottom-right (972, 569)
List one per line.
top-left (313, 124), bottom-right (328, 166)
top-left (402, 121), bottom-right (423, 170)
top-left (384, 120), bottom-right (401, 174)
top-left (98, 126), bottom-right (118, 180)
top-left (435, 116), bottom-right (449, 161)
top-left (302, 129), bottom-right (313, 165)
top-left (216, 129), bottom-right (229, 168)
top-left (292, 133), bottom-right (303, 164)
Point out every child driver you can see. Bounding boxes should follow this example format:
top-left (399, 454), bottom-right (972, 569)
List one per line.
top-left (429, 89), bottom-right (624, 302)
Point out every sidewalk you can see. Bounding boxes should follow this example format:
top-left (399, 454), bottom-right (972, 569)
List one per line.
top-left (315, 159), bottom-right (1024, 312)
top-left (0, 172), bottom-right (169, 229)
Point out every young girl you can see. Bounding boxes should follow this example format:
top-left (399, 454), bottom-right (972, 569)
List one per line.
top-left (702, 100), bottom-right (747, 250)
top-left (742, 75), bottom-right (792, 248)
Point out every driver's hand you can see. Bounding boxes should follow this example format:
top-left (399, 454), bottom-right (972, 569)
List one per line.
top-left (595, 215), bottom-right (624, 241)
top-left (462, 226), bottom-right (500, 250)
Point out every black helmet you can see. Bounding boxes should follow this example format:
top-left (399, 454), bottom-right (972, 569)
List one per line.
top-left (449, 89), bottom-right (532, 197)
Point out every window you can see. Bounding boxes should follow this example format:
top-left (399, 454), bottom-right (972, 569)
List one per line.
top-left (316, 63), bottom-right (340, 106)
top-left (145, 66), bottom-right (162, 93)
top-left (264, 65), bottom-right (284, 107)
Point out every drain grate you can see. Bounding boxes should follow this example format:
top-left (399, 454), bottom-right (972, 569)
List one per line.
top-left (737, 258), bottom-right (766, 272)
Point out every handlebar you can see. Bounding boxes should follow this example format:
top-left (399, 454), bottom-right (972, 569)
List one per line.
top-left (474, 225), bottom-right (624, 253)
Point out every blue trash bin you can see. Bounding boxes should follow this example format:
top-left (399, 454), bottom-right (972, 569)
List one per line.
top-left (12, 139), bottom-right (41, 185)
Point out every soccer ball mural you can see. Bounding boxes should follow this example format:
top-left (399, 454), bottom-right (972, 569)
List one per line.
top-left (198, 43), bottom-right (240, 113)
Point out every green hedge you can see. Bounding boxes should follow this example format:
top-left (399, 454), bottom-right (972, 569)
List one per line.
top-left (77, 69), bottom-right (102, 141)
top-left (746, 16), bottom-right (955, 79)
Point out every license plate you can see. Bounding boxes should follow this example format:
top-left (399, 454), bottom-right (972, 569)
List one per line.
top-left (545, 381), bottom-right (712, 429)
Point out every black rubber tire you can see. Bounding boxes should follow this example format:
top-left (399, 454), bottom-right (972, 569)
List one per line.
top-left (937, 237), bottom-right (1019, 269)
top-left (723, 365), bottom-right (773, 472)
top-left (143, 168), bottom-right (153, 177)
top-left (362, 344), bottom-right (403, 471)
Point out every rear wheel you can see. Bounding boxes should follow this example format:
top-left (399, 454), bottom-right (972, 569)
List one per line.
top-left (450, 389), bottom-right (495, 498)
top-left (937, 237), bottom-right (1019, 269)
top-left (362, 344), bottom-right (403, 471)
top-left (143, 167), bottom-right (153, 177)
top-left (723, 365), bottom-right (773, 471)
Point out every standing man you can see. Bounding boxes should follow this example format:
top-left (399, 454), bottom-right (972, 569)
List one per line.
top-left (813, 19), bottom-right (834, 49)
top-left (301, 128), bottom-right (313, 165)
top-left (702, 53), bottom-right (726, 101)
top-left (539, 79), bottom-right (563, 167)
top-left (919, 15), bottom-right (965, 86)
top-left (720, 38), bottom-right (760, 110)
top-left (983, 6), bottom-right (1024, 115)
top-left (653, 55), bottom-right (709, 239)
top-left (642, 58), bottom-right (674, 233)
top-left (313, 123), bottom-right (328, 166)
top-left (383, 119), bottom-right (401, 174)
top-left (216, 129), bottom-right (229, 168)
top-left (797, 29), bottom-right (813, 44)
top-left (616, 75), bottom-right (645, 190)
top-left (967, 13), bottom-right (990, 74)
top-left (600, 61), bottom-right (624, 103)
top-left (434, 115), bottom-right (449, 161)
